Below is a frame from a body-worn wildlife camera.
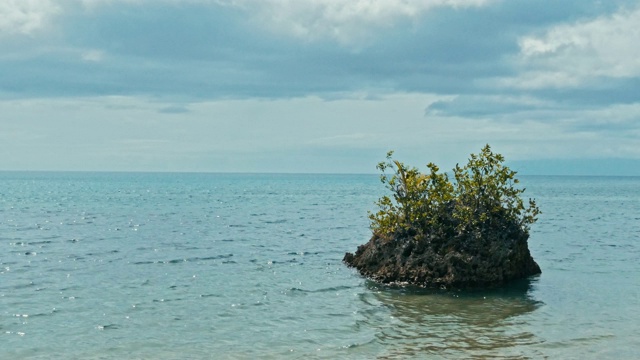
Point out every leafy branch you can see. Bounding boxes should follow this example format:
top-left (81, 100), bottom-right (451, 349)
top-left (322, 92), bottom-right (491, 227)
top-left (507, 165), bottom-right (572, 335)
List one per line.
top-left (369, 145), bottom-right (540, 241)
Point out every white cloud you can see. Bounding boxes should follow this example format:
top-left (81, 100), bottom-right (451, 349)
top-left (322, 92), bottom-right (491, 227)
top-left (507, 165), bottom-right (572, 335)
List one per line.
top-left (495, 71), bottom-right (582, 90)
top-left (233, 0), bottom-right (494, 44)
top-left (77, 0), bottom-right (230, 8)
top-left (81, 49), bottom-right (105, 62)
top-left (0, 0), bottom-right (60, 37)
top-left (0, 0), bottom-right (231, 38)
top-left (514, 5), bottom-right (640, 88)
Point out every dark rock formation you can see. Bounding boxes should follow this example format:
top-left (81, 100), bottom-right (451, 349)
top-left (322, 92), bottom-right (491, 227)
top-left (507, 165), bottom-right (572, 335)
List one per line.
top-left (344, 220), bottom-right (541, 289)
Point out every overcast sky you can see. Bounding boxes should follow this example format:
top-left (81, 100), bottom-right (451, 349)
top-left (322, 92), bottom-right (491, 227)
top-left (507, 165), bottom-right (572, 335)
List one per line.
top-left (1, 0), bottom-right (639, 175)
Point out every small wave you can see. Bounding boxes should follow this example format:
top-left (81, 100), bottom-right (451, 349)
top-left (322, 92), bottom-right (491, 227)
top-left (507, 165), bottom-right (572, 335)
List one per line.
top-left (283, 287), bottom-right (308, 296)
top-left (341, 337), bottom-right (378, 350)
top-left (197, 254), bottom-right (233, 261)
top-left (264, 219), bottom-right (287, 224)
top-left (10, 282), bottom-right (36, 290)
top-left (27, 309), bottom-right (60, 318)
top-left (16, 226), bottom-right (39, 231)
top-left (85, 250), bottom-right (120, 257)
top-left (152, 297), bottom-right (182, 303)
top-left (199, 293), bottom-right (221, 298)
top-left (133, 254), bottom-right (234, 265)
top-left (286, 251), bottom-right (321, 256)
top-left (309, 285), bottom-right (355, 293)
top-left (59, 285), bottom-right (82, 291)
top-left (26, 240), bottom-right (54, 245)
top-left (96, 324), bottom-right (119, 330)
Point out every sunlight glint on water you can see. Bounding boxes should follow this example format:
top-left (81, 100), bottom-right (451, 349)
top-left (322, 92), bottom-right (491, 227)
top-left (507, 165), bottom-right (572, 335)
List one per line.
top-left (1, 173), bottom-right (639, 359)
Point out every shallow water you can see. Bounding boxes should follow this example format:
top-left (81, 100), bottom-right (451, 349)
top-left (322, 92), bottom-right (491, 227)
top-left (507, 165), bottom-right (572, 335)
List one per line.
top-left (1, 173), bottom-right (638, 359)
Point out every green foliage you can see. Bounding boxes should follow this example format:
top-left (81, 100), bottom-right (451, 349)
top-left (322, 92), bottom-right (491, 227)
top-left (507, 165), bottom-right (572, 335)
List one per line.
top-left (369, 145), bottom-right (540, 240)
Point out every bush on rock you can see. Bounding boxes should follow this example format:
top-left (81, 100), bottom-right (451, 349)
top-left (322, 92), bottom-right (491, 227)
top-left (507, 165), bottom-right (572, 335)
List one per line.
top-left (344, 145), bottom-right (541, 289)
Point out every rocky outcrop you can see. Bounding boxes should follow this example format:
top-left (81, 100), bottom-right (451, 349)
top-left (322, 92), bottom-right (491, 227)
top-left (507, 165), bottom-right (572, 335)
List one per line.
top-left (344, 220), bottom-right (541, 289)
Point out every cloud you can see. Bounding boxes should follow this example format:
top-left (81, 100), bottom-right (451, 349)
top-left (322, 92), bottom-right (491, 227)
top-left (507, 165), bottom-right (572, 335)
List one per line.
top-left (159, 105), bottom-right (190, 114)
top-left (235, 0), bottom-right (494, 44)
top-left (0, 0), bottom-right (514, 99)
top-left (2, 90), bottom-right (639, 173)
top-left (81, 49), bottom-right (105, 62)
top-left (1, 0), bottom-right (637, 106)
top-left (1, 0), bottom-right (639, 174)
top-left (512, 4), bottom-right (640, 88)
top-left (421, 91), bottom-right (640, 162)
top-left (426, 95), bottom-right (549, 117)
top-left (0, 0), bottom-right (60, 37)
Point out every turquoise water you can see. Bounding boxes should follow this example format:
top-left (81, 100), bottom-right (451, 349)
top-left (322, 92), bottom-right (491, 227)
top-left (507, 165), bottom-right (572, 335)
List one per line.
top-left (1, 173), bottom-right (639, 359)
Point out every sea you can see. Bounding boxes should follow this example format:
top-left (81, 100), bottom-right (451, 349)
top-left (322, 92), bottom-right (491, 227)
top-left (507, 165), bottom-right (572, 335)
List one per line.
top-left (1, 172), bottom-right (638, 359)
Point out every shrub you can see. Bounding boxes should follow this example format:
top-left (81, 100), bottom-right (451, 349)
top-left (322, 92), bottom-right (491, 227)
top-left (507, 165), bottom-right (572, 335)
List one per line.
top-left (369, 145), bottom-right (540, 241)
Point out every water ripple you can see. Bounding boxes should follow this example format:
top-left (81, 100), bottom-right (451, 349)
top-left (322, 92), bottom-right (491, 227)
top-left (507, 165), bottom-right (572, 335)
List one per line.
top-left (0, 173), bottom-right (638, 359)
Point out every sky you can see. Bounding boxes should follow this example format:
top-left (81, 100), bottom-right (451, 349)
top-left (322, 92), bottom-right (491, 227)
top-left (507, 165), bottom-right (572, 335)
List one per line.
top-left (1, 0), bottom-right (639, 175)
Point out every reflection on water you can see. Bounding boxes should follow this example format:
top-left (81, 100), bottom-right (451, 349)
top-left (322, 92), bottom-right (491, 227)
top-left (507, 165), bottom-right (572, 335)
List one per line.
top-left (361, 277), bottom-right (545, 359)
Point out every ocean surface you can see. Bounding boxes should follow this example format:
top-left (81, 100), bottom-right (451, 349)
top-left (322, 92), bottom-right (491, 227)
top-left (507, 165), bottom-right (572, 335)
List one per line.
top-left (1, 172), bottom-right (638, 359)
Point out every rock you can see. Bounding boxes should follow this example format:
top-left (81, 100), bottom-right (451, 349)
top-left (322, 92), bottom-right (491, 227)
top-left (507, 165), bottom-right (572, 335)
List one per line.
top-left (343, 219), bottom-right (541, 289)
top-left (352, 145), bottom-right (543, 289)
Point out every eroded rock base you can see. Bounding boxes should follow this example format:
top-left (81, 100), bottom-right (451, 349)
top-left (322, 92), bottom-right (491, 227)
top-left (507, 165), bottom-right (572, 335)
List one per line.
top-left (344, 227), bottom-right (541, 289)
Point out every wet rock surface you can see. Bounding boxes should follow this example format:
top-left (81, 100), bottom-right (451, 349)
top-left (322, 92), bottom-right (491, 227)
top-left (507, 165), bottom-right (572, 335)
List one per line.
top-left (344, 221), bottom-right (541, 289)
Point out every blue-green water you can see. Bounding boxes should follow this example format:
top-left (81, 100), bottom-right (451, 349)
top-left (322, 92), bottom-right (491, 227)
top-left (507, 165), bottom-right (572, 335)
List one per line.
top-left (1, 173), bottom-right (639, 359)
